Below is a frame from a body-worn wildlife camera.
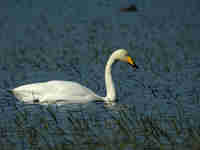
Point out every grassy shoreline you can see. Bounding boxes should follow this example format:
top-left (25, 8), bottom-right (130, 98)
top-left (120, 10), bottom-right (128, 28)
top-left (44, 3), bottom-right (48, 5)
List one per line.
top-left (0, 100), bottom-right (199, 150)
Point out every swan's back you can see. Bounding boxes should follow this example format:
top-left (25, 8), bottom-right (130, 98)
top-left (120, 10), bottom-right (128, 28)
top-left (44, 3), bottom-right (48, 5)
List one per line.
top-left (12, 80), bottom-right (102, 103)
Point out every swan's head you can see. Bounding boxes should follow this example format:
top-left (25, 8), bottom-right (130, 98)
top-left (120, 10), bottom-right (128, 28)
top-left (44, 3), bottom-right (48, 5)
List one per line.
top-left (111, 49), bottom-right (138, 69)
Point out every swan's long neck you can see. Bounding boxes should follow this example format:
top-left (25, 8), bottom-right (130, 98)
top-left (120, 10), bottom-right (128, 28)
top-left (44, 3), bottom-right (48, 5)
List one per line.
top-left (104, 56), bottom-right (116, 102)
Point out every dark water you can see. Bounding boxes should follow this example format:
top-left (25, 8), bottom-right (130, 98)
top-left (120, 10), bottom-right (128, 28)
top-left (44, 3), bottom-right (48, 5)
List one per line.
top-left (0, 0), bottom-right (200, 148)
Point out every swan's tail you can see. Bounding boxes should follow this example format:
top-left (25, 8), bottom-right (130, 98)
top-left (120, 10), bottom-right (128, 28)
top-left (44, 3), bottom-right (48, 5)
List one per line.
top-left (0, 88), bottom-right (13, 95)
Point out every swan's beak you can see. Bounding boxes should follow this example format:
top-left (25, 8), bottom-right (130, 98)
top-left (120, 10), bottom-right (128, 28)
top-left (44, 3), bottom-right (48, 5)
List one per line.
top-left (127, 56), bottom-right (139, 69)
top-left (132, 63), bottom-right (139, 69)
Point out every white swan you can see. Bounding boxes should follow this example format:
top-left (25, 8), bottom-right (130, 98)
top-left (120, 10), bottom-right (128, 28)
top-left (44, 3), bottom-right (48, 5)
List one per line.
top-left (11, 49), bottom-right (138, 104)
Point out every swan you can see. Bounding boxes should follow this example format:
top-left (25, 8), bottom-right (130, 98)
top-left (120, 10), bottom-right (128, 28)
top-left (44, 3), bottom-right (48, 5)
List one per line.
top-left (11, 49), bottom-right (138, 104)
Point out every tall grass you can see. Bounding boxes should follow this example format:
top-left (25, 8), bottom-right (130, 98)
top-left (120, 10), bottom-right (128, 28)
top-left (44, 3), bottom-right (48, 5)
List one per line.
top-left (0, 99), bottom-right (199, 150)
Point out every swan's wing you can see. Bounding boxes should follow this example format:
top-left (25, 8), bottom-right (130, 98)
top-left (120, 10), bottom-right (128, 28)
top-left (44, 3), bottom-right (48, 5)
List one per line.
top-left (12, 80), bottom-right (102, 103)
top-left (44, 81), bottom-right (104, 103)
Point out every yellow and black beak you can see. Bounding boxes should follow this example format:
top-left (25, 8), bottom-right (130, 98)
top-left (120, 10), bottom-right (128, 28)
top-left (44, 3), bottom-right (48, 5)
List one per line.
top-left (127, 56), bottom-right (139, 69)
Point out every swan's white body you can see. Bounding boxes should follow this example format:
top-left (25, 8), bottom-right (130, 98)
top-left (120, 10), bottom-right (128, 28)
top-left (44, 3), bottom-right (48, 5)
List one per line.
top-left (12, 81), bottom-right (103, 103)
top-left (11, 49), bottom-right (138, 104)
